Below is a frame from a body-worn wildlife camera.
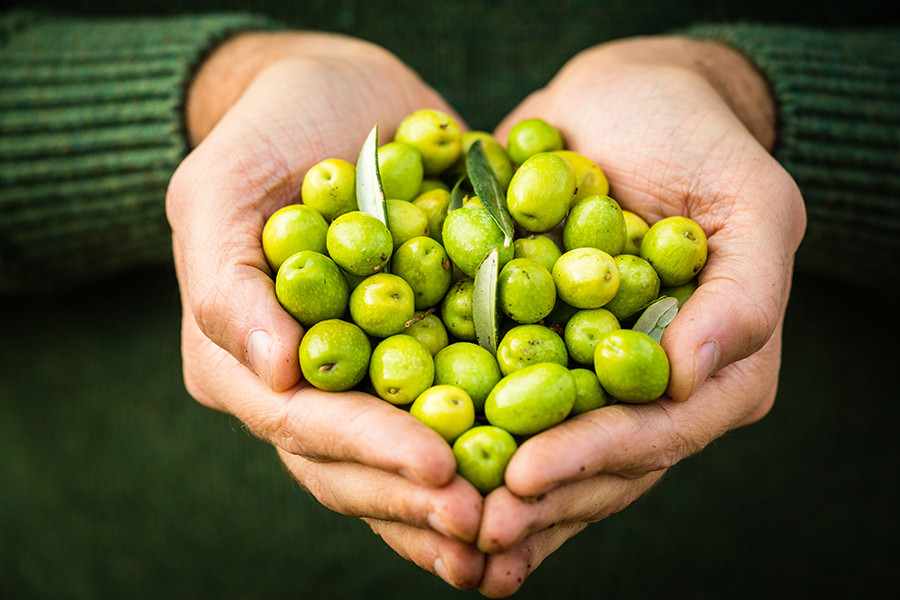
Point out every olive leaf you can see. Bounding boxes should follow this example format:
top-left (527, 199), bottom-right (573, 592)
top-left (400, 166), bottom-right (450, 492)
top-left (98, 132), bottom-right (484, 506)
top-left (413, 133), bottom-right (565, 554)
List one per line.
top-left (449, 174), bottom-right (467, 213)
top-left (356, 124), bottom-right (389, 229)
top-left (632, 296), bottom-right (679, 343)
top-left (466, 140), bottom-right (515, 249)
top-left (473, 247), bottom-right (500, 355)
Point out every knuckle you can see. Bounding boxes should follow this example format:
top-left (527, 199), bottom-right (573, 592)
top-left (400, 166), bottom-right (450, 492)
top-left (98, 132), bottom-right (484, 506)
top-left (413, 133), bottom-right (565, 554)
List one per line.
top-left (645, 401), bottom-right (719, 472)
top-left (293, 462), bottom-right (341, 511)
top-left (739, 293), bottom-right (780, 352)
top-left (164, 160), bottom-right (190, 229)
top-left (371, 486), bottom-right (410, 522)
top-left (258, 390), bottom-right (343, 465)
top-left (191, 285), bottom-right (231, 349)
top-left (733, 355), bottom-right (781, 428)
top-left (742, 387), bottom-right (777, 426)
top-left (256, 393), bottom-right (306, 452)
top-left (181, 362), bottom-right (213, 408)
top-left (710, 274), bottom-right (781, 360)
top-left (178, 333), bottom-right (228, 412)
top-left (775, 176), bottom-right (808, 251)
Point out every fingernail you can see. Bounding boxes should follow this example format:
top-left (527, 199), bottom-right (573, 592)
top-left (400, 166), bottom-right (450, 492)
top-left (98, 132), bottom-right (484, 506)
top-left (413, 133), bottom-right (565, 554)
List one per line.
top-left (433, 557), bottom-right (452, 585)
top-left (247, 329), bottom-right (272, 386)
top-left (428, 512), bottom-right (452, 538)
top-left (693, 341), bottom-right (719, 391)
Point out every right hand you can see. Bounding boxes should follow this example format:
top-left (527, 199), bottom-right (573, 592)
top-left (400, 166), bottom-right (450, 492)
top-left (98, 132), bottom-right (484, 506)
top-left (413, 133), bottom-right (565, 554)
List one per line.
top-left (166, 31), bottom-right (485, 588)
top-left (473, 36), bottom-right (806, 596)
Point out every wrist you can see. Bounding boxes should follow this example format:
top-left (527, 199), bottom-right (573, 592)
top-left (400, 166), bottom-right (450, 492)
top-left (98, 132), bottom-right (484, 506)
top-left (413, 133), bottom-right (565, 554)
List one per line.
top-left (676, 38), bottom-right (777, 151)
top-left (186, 32), bottom-right (277, 146)
top-left (185, 31), bottom-right (404, 145)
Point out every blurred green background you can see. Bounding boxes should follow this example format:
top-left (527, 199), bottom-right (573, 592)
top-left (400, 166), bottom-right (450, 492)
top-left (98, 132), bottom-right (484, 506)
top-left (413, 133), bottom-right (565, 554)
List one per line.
top-left (4, 1), bottom-right (898, 596)
top-left (2, 266), bottom-right (897, 599)
top-left (22, 0), bottom-right (898, 132)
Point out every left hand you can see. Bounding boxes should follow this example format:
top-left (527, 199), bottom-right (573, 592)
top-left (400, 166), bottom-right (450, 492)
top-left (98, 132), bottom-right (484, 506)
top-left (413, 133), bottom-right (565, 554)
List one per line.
top-left (474, 36), bottom-right (807, 597)
top-left (167, 31), bottom-right (486, 589)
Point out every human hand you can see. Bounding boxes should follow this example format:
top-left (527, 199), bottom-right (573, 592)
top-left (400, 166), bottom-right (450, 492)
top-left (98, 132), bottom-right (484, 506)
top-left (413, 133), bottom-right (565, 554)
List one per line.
top-left (166, 31), bottom-right (485, 588)
top-left (474, 36), bottom-right (807, 597)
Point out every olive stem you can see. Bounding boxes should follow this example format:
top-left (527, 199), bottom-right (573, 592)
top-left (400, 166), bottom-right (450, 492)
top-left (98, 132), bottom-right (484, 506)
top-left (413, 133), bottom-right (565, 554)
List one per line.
top-left (404, 306), bottom-right (437, 328)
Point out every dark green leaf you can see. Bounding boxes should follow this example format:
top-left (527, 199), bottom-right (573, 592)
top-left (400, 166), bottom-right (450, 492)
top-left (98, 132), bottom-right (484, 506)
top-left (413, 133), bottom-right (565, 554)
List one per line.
top-left (449, 175), bottom-right (467, 213)
top-left (632, 296), bottom-right (679, 343)
top-left (466, 140), bottom-right (514, 249)
top-left (473, 248), bottom-right (500, 355)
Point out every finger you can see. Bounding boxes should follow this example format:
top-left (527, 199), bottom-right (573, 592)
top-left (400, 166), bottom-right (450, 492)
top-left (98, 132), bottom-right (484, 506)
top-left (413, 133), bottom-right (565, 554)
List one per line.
top-left (170, 63), bottom-right (360, 391)
top-left (664, 173), bottom-right (805, 402)
top-left (365, 519), bottom-right (485, 590)
top-left (181, 308), bottom-right (458, 487)
top-left (278, 449), bottom-right (482, 542)
top-left (478, 522), bottom-right (587, 598)
top-left (170, 228), bottom-right (304, 393)
top-left (168, 57), bottom-right (462, 392)
top-left (497, 65), bottom-right (804, 405)
top-left (478, 470), bottom-right (665, 554)
top-left (167, 98), bottom-right (318, 392)
top-left (504, 326), bottom-right (783, 497)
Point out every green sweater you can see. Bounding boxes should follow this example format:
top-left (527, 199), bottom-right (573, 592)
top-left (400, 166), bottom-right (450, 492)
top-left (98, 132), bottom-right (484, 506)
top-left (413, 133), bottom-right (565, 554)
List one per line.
top-left (2, 4), bottom-right (900, 599)
top-left (1, 5), bottom-right (899, 294)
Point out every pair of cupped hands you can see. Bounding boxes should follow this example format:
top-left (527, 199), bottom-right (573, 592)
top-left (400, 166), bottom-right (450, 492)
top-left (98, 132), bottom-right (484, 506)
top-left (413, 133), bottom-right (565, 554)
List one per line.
top-left (166, 30), bottom-right (806, 596)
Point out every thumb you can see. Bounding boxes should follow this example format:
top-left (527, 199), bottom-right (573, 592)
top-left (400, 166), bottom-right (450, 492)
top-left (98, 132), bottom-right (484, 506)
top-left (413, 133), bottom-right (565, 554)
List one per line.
top-left (661, 178), bottom-right (806, 402)
top-left (167, 54), bottom-right (466, 392)
top-left (167, 123), bottom-right (308, 392)
top-left (171, 241), bottom-right (303, 394)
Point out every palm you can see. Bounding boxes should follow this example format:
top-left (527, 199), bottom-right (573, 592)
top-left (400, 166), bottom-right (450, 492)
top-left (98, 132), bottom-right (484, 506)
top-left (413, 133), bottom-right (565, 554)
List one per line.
top-left (475, 47), bottom-right (806, 597)
top-left (168, 40), bottom-right (487, 590)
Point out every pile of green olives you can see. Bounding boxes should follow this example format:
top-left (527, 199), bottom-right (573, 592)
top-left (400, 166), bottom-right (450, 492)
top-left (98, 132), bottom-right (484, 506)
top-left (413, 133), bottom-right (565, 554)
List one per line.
top-left (262, 110), bottom-right (708, 494)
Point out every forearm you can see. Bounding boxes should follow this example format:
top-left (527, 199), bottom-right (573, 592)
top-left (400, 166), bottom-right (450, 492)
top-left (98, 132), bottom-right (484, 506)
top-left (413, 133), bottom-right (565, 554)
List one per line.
top-left (683, 24), bottom-right (900, 287)
top-left (0, 12), bottom-right (272, 294)
top-left (573, 26), bottom-right (900, 287)
top-left (185, 31), bottom-right (410, 145)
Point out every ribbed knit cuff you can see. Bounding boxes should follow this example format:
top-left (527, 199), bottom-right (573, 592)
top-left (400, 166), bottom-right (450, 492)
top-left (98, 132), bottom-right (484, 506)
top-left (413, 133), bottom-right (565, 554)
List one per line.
top-left (684, 24), bottom-right (900, 288)
top-left (0, 12), bottom-right (275, 295)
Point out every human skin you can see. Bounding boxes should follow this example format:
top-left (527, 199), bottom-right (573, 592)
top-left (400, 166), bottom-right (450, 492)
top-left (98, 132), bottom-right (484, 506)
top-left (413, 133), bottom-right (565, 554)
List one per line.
top-left (168, 31), bottom-right (485, 589)
top-left (168, 30), bottom-right (806, 596)
top-left (470, 36), bottom-right (806, 597)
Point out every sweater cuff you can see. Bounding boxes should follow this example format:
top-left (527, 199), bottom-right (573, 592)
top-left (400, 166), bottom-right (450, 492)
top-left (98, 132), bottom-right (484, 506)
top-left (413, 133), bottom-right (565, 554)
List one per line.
top-left (683, 24), bottom-right (900, 287)
top-left (0, 12), bottom-right (275, 295)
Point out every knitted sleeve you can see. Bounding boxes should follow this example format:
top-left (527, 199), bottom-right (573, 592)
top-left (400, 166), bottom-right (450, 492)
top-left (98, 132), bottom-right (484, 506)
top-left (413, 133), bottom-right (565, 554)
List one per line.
top-left (0, 11), bottom-right (274, 295)
top-left (684, 24), bottom-right (900, 288)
